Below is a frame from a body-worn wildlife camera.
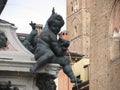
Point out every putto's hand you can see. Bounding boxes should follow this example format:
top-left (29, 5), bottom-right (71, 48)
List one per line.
top-left (58, 38), bottom-right (70, 48)
top-left (62, 47), bottom-right (67, 51)
top-left (29, 21), bottom-right (36, 30)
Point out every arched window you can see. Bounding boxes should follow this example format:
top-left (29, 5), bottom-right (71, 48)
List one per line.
top-left (109, 0), bottom-right (120, 61)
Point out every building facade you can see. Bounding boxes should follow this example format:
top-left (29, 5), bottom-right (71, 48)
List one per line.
top-left (58, 31), bottom-right (89, 90)
top-left (67, 0), bottom-right (120, 90)
top-left (67, 0), bottom-right (90, 58)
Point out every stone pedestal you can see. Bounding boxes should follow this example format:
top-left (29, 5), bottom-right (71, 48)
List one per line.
top-left (0, 21), bottom-right (61, 90)
top-left (36, 64), bottom-right (61, 90)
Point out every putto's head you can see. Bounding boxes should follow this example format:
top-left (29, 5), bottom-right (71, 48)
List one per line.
top-left (47, 8), bottom-right (64, 34)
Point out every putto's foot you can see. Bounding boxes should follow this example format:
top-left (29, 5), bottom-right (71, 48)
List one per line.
top-left (30, 67), bottom-right (36, 74)
top-left (71, 77), bottom-right (82, 83)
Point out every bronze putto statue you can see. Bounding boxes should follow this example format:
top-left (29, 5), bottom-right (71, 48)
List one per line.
top-left (23, 8), bottom-right (81, 83)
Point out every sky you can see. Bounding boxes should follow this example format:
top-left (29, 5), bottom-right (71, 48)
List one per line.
top-left (0, 0), bottom-right (66, 34)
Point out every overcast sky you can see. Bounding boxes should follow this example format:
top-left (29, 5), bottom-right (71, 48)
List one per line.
top-left (0, 0), bottom-right (66, 33)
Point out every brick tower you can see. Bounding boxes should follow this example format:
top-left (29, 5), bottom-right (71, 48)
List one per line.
top-left (67, 0), bottom-right (120, 90)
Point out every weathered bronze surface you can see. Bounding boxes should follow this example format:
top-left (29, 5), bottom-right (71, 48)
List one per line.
top-left (22, 21), bottom-right (37, 53)
top-left (29, 8), bottom-right (81, 83)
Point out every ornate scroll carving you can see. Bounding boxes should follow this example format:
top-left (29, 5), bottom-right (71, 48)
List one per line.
top-left (0, 31), bottom-right (7, 48)
top-left (0, 81), bottom-right (19, 90)
top-left (36, 74), bottom-right (56, 90)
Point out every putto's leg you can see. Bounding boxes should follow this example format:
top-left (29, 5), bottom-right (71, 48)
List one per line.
top-left (30, 53), bottom-right (54, 73)
top-left (62, 65), bottom-right (81, 83)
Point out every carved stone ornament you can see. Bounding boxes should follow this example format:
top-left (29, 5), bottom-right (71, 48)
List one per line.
top-left (36, 74), bottom-right (56, 90)
top-left (0, 31), bottom-right (8, 48)
top-left (0, 81), bottom-right (19, 90)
